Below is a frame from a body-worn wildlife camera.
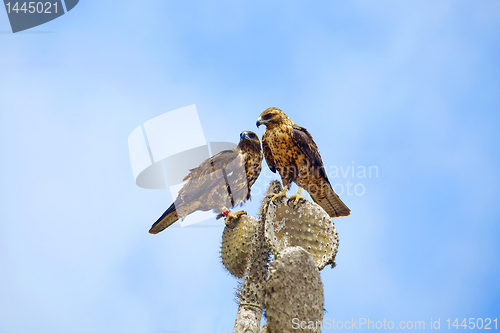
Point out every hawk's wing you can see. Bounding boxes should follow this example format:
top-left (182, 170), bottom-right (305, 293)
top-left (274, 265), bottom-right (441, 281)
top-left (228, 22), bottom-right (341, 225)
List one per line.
top-left (291, 125), bottom-right (350, 217)
top-left (291, 125), bottom-right (329, 184)
top-left (243, 145), bottom-right (263, 199)
top-left (262, 135), bottom-right (277, 173)
top-left (149, 148), bottom-right (247, 234)
top-left (180, 148), bottom-right (242, 203)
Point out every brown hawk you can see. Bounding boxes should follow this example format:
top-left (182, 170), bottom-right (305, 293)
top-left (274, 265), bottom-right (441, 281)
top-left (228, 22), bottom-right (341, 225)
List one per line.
top-left (149, 131), bottom-right (263, 234)
top-left (256, 107), bottom-right (350, 218)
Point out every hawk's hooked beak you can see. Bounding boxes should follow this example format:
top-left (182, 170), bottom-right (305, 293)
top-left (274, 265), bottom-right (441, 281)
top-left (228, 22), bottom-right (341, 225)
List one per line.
top-left (256, 117), bottom-right (262, 128)
top-left (240, 132), bottom-right (248, 140)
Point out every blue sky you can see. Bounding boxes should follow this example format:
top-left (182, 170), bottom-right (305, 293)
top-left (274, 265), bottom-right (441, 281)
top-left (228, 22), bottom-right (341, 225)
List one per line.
top-left (1, 1), bottom-right (499, 332)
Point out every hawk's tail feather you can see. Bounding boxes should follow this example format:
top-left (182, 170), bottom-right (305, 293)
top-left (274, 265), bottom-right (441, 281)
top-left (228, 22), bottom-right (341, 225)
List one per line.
top-left (149, 201), bottom-right (180, 234)
top-left (311, 185), bottom-right (350, 218)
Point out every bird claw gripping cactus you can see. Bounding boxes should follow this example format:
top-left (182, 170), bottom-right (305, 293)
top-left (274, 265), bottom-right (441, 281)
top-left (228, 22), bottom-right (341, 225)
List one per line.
top-left (225, 181), bottom-right (341, 333)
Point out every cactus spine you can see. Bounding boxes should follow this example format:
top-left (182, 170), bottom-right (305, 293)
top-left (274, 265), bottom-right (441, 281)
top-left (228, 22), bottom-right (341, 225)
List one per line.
top-left (222, 181), bottom-right (340, 333)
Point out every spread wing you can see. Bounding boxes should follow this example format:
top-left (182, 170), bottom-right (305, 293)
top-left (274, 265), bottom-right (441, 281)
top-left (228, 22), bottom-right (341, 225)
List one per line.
top-left (291, 125), bottom-right (329, 184)
top-left (262, 135), bottom-right (277, 173)
top-left (149, 148), bottom-right (247, 234)
top-left (180, 148), bottom-right (242, 203)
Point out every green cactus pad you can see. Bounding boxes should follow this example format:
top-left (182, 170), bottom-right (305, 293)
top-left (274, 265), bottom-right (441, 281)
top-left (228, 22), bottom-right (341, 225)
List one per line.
top-left (265, 199), bottom-right (339, 270)
top-left (265, 246), bottom-right (324, 333)
top-left (221, 215), bottom-right (260, 278)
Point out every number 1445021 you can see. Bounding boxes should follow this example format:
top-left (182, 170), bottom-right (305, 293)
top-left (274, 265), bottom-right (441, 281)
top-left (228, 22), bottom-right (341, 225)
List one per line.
top-left (5, 2), bottom-right (58, 14)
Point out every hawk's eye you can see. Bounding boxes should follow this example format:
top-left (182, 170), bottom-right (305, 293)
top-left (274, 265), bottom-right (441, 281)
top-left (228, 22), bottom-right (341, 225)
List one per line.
top-left (249, 133), bottom-right (256, 138)
top-left (262, 114), bottom-right (271, 120)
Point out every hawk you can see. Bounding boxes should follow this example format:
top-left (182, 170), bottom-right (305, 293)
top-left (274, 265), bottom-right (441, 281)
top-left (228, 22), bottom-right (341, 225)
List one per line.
top-left (149, 131), bottom-right (263, 234)
top-left (256, 107), bottom-right (350, 218)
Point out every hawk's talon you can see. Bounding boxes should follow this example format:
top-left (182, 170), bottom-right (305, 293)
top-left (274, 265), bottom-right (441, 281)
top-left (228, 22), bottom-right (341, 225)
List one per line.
top-left (272, 195), bottom-right (284, 204)
top-left (288, 187), bottom-right (306, 208)
top-left (289, 194), bottom-right (306, 208)
top-left (270, 185), bottom-right (289, 204)
top-left (224, 210), bottom-right (247, 226)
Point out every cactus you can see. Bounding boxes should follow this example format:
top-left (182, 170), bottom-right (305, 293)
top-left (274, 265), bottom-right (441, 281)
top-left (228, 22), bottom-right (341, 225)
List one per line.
top-left (229, 182), bottom-right (276, 333)
top-left (265, 198), bottom-right (338, 270)
top-left (265, 246), bottom-right (324, 333)
top-left (223, 181), bottom-right (340, 333)
top-left (221, 215), bottom-right (260, 279)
